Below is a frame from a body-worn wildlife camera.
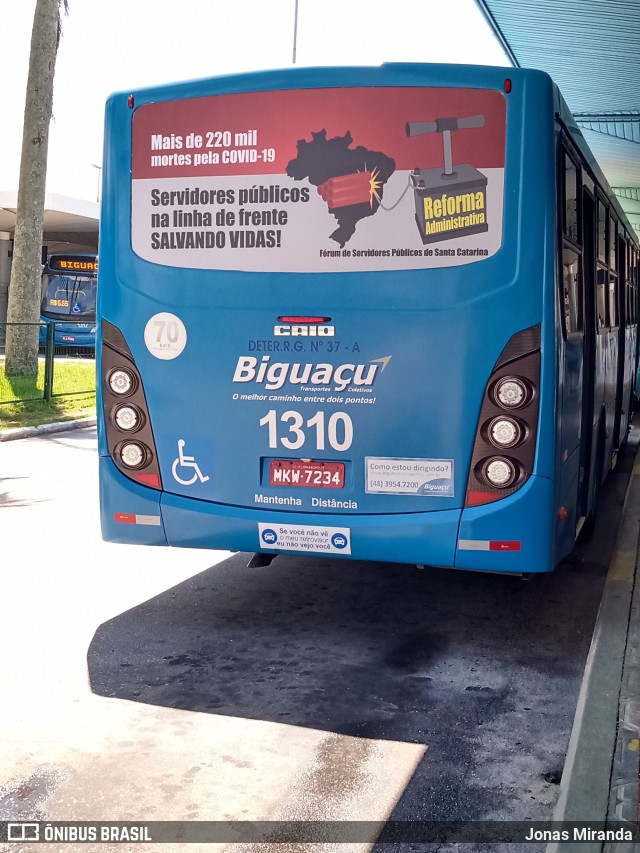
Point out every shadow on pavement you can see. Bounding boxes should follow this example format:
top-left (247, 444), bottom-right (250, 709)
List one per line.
top-left (87, 546), bottom-right (606, 736)
top-left (87, 439), bottom-right (635, 826)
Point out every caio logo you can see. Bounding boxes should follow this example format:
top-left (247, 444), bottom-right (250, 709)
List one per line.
top-left (273, 315), bottom-right (335, 337)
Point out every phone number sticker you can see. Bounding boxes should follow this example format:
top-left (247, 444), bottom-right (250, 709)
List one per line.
top-left (365, 457), bottom-right (454, 497)
top-left (258, 523), bottom-right (351, 554)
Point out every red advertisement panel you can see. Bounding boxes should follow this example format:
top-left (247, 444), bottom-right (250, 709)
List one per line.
top-left (130, 86), bottom-right (506, 272)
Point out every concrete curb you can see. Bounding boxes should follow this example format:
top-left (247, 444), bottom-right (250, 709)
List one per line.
top-left (0, 416), bottom-right (97, 442)
top-left (547, 450), bottom-right (640, 852)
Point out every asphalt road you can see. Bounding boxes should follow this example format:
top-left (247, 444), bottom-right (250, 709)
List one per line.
top-left (1, 426), bottom-right (636, 852)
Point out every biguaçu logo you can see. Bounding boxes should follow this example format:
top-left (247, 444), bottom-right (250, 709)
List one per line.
top-left (416, 478), bottom-right (453, 495)
top-left (232, 355), bottom-right (391, 392)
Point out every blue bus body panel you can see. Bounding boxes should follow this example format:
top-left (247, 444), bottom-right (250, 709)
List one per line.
top-left (111, 298), bottom-right (538, 510)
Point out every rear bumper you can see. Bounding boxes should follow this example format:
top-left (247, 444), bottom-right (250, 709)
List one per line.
top-left (161, 489), bottom-right (460, 567)
top-left (100, 456), bottom-right (556, 573)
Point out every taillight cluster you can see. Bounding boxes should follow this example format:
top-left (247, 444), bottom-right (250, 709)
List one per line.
top-left (101, 320), bottom-right (162, 489)
top-left (466, 326), bottom-right (540, 507)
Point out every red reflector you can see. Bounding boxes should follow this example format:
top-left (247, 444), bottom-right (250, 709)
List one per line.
top-left (128, 94), bottom-right (135, 108)
top-left (133, 472), bottom-right (161, 488)
top-left (466, 490), bottom-right (502, 507)
top-left (115, 512), bottom-right (136, 524)
top-left (489, 541), bottom-right (521, 552)
top-left (277, 316), bottom-right (332, 324)
top-left (504, 78), bottom-right (512, 93)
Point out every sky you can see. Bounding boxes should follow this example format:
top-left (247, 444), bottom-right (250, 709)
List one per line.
top-left (1, 0), bottom-right (510, 203)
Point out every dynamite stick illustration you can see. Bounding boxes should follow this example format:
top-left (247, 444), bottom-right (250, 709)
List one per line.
top-left (405, 115), bottom-right (489, 244)
top-left (317, 170), bottom-right (381, 209)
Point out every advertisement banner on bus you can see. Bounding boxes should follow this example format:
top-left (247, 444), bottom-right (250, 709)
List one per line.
top-left (130, 86), bottom-right (506, 272)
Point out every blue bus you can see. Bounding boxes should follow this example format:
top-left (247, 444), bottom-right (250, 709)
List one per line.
top-left (39, 253), bottom-right (98, 349)
top-left (97, 63), bottom-right (639, 575)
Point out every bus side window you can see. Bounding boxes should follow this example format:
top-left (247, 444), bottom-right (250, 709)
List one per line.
top-left (595, 198), bottom-right (609, 331)
top-left (561, 148), bottom-right (582, 336)
top-left (626, 250), bottom-right (633, 325)
top-left (563, 153), bottom-right (579, 243)
top-left (597, 199), bottom-right (607, 263)
top-left (608, 217), bottom-right (618, 327)
top-left (632, 277), bottom-right (636, 325)
top-left (596, 267), bottom-right (608, 331)
top-left (632, 247), bottom-right (635, 324)
top-left (609, 276), bottom-right (618, 328)
top-left (563, 249), bottom-right (582, 335)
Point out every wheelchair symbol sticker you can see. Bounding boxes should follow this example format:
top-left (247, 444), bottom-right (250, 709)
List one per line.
top-left (171, 439), bottom-right (209, 486)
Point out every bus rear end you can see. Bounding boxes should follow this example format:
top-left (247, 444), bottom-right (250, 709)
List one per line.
top-left (98, 64), bottom-right (558, 574)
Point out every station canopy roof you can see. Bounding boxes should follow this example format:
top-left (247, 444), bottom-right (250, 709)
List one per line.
top-left (0, 191), bottom-right (99, 250)
top-left (475, 0), bottom-right (640, 238)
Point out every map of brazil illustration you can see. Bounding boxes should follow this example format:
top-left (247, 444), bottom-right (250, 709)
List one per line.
top-left (286, 129), bottom-right (396, 248)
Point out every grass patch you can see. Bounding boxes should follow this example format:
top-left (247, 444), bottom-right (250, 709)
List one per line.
top-left (0, 357), bottom-right (96, 430)
top-left (0, 395), bottom-right (96, 430)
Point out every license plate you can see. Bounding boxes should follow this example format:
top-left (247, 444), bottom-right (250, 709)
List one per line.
top-left (269, 459), bottom-right (345, 488)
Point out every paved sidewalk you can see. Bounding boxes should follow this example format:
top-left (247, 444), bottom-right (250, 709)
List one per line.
top-left (0, 415), bottom-right (96, 442)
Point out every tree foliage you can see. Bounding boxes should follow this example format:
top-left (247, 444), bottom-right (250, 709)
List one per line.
top-left (5, 0), bottom-right (68, 377)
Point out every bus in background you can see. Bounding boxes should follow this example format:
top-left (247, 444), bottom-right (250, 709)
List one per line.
top-left (39, 253), bottom-right (98, 350)
top-left (97, 63), bottom-right (639, 576)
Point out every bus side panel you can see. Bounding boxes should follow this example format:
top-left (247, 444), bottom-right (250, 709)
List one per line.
top-left (100, 457), bottom-right (168, 545)
top-left (624, 323), bottom-right (637, 435)
top-left (555, 448), bottom-right (581, 565)
top-left (603, 329), bottom-right (618, 465)
top-left (455, 475), bottom-right (556, 574)
top-left (556, 329), bottom-right (583, 555)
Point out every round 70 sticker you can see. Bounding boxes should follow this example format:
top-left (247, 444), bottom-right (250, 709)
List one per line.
top-left (144, 312), bottom-right (187, 360)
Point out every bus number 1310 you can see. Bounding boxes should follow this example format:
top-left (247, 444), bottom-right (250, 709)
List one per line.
top-left (259, 410), bottom-right (353, 451)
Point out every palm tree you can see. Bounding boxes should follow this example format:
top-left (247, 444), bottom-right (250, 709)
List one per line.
top-left (5, 0), bottom-right (68, 377)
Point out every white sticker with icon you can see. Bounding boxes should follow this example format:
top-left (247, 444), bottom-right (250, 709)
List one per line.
top-left (258, 523), bottom-right (351, 554)
top-left (144, 312), bottom-right (187, 360)
top-left (171, 439), bottom-right (210, 486)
